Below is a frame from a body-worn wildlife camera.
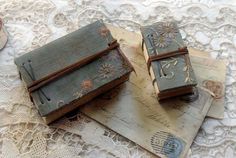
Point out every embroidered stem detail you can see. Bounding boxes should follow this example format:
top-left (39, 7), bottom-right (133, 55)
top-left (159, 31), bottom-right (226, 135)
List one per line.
top-left (160, 57), bottom-right (178, 79)
top-left (183, 57), bottom-right (194, 83)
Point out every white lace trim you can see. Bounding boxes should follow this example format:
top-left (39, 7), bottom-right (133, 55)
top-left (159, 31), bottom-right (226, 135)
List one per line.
top-left (0, 0), bottom-right (236, 157)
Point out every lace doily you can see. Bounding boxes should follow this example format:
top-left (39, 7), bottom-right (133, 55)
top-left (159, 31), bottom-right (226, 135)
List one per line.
top-left (0, 0), bottom-right (236, 157)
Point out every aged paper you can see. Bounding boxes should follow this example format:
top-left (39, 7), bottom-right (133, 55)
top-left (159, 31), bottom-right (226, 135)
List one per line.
top-left (80, 25), bottom-right (213, 158)
top-left (188, 48), bottom-right (210, 58)
top-left (190, 54), bottom-right (226, 119)
top-left (108, 25), bottom-right (226, 119)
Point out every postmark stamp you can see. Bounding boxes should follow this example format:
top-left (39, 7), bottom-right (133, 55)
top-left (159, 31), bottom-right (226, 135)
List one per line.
top-left (202, 80), bottom-right (223, 99)
top-left (150, 131), bottom-right (185, 158)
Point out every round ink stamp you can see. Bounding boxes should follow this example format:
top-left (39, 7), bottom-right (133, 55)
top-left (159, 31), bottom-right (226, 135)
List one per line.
top-left (151, 131), bottom-right (185, 158)
top-left (202, 80), bottom-right (223, 99)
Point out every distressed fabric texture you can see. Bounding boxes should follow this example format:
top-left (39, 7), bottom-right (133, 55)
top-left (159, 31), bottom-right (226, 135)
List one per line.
top-left (0, 0), bottom-right (236, 157)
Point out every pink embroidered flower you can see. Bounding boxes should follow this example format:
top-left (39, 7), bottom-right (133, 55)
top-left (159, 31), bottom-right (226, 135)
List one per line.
top-left (81, 79), bottom-right (93, 91)
top-left (99, 26), bottom-right (109, 37)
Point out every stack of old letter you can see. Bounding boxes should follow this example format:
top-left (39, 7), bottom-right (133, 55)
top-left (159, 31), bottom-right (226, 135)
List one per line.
top-left (78, 25), bottom-right (226, 158)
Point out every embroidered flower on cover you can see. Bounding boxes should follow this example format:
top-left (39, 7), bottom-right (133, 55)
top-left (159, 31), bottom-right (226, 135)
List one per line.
top-left (98, 63), bottom-right (115, 79)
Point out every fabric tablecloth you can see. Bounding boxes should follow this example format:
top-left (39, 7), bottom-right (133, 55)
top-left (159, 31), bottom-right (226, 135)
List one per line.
top-left (0, 0), bottom-right (236, 157)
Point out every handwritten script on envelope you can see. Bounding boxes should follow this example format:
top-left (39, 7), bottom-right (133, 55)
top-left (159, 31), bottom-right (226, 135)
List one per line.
top-left (80, 25), bottom-right (213, 158)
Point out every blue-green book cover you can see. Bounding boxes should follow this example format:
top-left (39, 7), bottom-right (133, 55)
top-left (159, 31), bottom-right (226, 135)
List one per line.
top-left (15, 20), bottom-right (133, 124)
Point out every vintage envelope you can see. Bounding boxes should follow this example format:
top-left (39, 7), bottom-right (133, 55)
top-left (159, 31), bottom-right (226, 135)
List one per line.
top-left (80, 25), bottom-right (213, 158)
top-left (108, 25), bottom-right (226, 119)
top-left (188, 48), bottom-right (226, 119)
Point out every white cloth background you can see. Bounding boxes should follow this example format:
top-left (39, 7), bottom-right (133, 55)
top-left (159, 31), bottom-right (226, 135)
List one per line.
top-left (0, 0), bottom-right (236, 157)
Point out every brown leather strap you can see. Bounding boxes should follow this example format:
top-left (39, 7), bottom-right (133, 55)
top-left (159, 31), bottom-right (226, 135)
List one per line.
top-left (147, 47), bottom-right (188, 70)
top-left (28, 40), bottom-right (120, 93)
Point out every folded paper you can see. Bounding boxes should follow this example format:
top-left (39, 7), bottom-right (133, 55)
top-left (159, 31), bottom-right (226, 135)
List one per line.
top-left (80, 25), bottom-right (213, 158)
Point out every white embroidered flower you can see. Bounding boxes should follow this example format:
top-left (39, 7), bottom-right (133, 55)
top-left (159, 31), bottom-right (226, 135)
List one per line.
top-left (152, 34), bottom-right (172, 48)
top-left (157, 22), bottom-right (178, 38)
top-left (98, 63), bottom-right (114, 79)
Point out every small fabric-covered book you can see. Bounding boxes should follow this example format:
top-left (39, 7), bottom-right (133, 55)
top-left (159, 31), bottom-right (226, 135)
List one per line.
top-left (140, 22), bottom-right (197, 100)
top-left (14, 20), bottom-right (133, 124)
